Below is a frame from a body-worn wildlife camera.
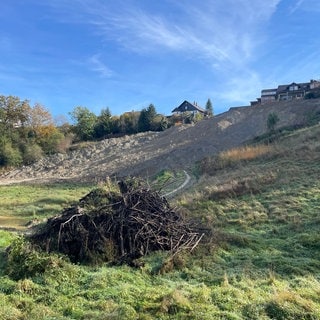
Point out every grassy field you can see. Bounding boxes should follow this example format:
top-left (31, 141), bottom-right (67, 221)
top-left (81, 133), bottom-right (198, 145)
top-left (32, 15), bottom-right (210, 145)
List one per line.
top-left (0, 125), bottom-right (319, 319)
top-left (0, 183), bottom-right (94, 230)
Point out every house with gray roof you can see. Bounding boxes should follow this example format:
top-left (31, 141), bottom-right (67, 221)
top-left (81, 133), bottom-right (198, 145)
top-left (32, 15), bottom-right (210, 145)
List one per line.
top-left (172, 100), bottom-right (206, 114)
top-left (258, 79), bottom-right (320, 105)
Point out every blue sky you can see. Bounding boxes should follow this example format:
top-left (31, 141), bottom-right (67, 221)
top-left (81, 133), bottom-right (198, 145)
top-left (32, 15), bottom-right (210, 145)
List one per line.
top-left (1, 0), bottom-right (320, 118)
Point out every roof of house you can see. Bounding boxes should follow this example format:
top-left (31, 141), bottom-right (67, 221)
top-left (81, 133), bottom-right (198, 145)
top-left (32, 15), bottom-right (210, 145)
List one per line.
top-left (172, 100), bottom-right (206, 113)
top-left (277, 82), bottom-right (310, 93)
top-left (261, 89), bottom-right (277, 96)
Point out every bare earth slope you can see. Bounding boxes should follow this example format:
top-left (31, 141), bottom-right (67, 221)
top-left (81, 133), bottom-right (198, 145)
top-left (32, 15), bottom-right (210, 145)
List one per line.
top-left (1, 99), bottom-right (320, 185)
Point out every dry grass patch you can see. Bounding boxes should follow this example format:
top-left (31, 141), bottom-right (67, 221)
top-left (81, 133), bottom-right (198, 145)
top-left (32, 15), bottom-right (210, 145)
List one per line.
top-left (219, 145), bottom-right (273, 162)
top-left (200, 144), bottom-right (274, 175)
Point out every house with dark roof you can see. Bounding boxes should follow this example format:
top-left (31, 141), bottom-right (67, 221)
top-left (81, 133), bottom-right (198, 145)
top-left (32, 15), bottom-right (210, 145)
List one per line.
top-left (276, 82), bottom-right (310, 101)
top-left (258, 79), bottom-right (320, 105)
top-left (172, 100), bottom-right (206, 114)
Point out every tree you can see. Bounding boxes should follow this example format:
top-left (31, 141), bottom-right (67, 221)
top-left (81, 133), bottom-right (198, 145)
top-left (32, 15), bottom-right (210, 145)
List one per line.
top-left (29, 103), bottom-right (52, 127)
top-left (0, 94), bottom-right (70, 167)
top-left (138, 104), bottom-right (157, 132)
top-left (0, 95), bottom-right (31, 133)
top-left (119, 111), bottom-right (139, 134)
top-left (153, 115), bottom-right (169, 131)
top-left (69, 106), bottom-right (97, 141)
top-left (26, 103), bottom-right (65, 154)
top-left (205, 98), bottom-right (214, 117)
top-left (0, 137), bottom-right (22, 167)
top-left (28, 103), bottom-right (53, 139)
top-left (94, 107), bottom-right (113, 138)
top-left (267, 112), bottom-right (279, 132)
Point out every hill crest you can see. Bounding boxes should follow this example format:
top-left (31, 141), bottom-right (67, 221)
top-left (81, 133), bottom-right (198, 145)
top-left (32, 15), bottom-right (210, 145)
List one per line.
top-left (1, 99), bottom-right (320, 185)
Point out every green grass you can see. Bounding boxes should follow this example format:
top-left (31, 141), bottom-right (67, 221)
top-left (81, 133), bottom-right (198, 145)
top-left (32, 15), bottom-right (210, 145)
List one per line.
top-left (151, 169), bottom-right (187, 195)
top-left (0, 125), bottom-right (320, 319)
top-left (0, 183), bottom-right (94, 229)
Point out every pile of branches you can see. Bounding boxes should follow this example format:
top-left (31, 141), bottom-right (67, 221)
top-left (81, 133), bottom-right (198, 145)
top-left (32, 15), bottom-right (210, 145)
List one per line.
top-left (30, 178), bottom-right (205, 264)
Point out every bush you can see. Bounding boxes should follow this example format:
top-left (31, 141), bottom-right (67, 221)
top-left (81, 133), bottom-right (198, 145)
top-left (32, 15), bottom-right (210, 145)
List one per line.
top-left (5, 237), bottom-right (52, 280)
top-left (22, 143), bottom-right (43, 165)
top-left (55, 133), bottom-right (74, 153)
top-left (304, 90), bottom-right (320, 100)
top-left (267, 112), bottom-right (280, 132)
top-left (38, 129), bottom-right (65, 154)
top-left (0, 141), bottom-right (22, 167)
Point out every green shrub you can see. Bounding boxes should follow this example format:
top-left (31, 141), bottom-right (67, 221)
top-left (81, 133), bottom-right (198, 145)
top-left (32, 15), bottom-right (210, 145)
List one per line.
top-left (22, 143), bottom-right (43, 165)
top-left (265, 299), bottom-right (316, 320)
top-left (267, 112), bottom-right (280, 132)
top-left (0, 230), bottom-right (17, 248)
top-left (0, 276), bottom-right (16, 294)
top-left (0, 294), bottom-right (22, 320)
top-left (39, 129), bottom-right (65, 154)
top-left (5, 237), bottom-right (52, 280)
top-left (0, 141), bottom-right (22, 166)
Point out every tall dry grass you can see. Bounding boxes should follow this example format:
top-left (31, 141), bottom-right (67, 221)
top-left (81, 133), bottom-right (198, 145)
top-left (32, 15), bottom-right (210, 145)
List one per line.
top-left (219, 145), bottom-right (272, 162)
top-left (200, 144), bottom-right (274, 176)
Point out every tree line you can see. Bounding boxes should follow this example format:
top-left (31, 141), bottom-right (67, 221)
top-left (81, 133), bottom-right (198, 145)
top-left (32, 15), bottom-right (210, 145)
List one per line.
top-left (0, 95), bottom-right (72, 167)
top-left (0, 94), bottom-right (214, 168)
top-left (69, 104), bottom-right (169, 141)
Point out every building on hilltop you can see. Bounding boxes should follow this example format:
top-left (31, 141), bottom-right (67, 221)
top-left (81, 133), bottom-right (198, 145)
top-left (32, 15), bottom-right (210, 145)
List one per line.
top-left (171, 100), bottom-right (206, 125)
top-left (252, 79), bottom-right (320, 105)
top-left (172, 100), bottom-right (206, 114)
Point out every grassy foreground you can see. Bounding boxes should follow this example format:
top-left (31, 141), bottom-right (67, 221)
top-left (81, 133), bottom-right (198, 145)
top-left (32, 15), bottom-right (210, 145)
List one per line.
top-left (0, 183), bottom-right (94, 230)
top-left (0, 125), bottom-right (320, 319)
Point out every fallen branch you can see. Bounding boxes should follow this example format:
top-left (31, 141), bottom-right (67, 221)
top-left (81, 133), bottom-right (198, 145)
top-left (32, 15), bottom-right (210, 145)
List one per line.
top-left (30, 177), bottom-right (206, 264)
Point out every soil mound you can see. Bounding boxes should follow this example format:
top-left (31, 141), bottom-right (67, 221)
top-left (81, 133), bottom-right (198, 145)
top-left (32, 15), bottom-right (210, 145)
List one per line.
top-left (29, 178), bottom-right (204, 264)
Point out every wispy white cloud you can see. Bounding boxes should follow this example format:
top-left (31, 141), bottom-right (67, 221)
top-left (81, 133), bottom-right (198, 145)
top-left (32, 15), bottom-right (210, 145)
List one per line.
top-left (290, 0), bottom-right (320, 12)
top-left (51, 0), bottom-right (280, 69)
top-left (294, 0), bottom-right (320, 13)
top-left (88, 54), bottom-right (113, 78)
top-left (289, 0), bottom-right (305, 14)
top-left (44, 0), bottom-right (283, 106)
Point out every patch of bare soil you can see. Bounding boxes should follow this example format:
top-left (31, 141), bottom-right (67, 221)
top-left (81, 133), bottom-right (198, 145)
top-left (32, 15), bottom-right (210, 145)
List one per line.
top-left (0, 216), bottom-right (27, 231)
top-left (1, 99), bottom-right (320, 185)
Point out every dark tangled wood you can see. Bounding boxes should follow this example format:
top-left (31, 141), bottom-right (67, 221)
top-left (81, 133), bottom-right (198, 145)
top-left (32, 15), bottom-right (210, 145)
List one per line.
top-left (29, 178), bottom-right (204, 264)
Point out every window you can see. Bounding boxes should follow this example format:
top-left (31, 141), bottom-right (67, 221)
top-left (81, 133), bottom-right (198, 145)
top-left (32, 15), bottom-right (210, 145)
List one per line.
top-left (289, 85), bottom-right (298, 91)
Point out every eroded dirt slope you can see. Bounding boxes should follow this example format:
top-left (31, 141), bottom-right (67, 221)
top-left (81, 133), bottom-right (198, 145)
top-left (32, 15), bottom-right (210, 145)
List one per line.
top-left (1, 99), bottom-right (319, 185)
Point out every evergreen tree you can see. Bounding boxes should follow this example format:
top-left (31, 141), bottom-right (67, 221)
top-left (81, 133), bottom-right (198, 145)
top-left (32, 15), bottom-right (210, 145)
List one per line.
top-left (94, 107), bottom-right (112, 138)
top-left (138, 109), bottom-right (148, 132)
top-left (205, 98), bottom-right (214, 117)
top-left (138, 104), bottom-right (157, 132)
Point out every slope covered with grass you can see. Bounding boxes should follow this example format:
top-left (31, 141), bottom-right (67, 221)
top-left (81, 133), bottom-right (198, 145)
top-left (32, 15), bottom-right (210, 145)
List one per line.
top-left (0, 124), bottom-right (320, 319)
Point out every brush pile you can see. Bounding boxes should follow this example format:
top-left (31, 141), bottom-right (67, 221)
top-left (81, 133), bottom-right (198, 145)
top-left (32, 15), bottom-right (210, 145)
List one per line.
top-left (30, 178), bottom-right (204, 264)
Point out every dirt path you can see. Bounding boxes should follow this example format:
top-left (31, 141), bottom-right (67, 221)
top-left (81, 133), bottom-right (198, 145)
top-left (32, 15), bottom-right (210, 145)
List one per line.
top-left (163, 170), bottom-right (191, 197)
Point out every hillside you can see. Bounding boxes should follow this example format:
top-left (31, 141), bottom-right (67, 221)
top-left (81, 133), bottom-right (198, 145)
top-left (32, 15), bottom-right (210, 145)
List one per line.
top-left (1, 98), bottom-right (320, 185)
top-left (0, 117), bottom-right (319, 319)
